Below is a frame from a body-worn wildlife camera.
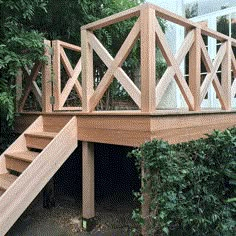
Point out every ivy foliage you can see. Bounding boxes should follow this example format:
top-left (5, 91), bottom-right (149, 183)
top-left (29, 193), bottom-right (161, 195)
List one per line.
top-left (130, 127), bottom-right (236, 235)
top-left (0, 0), bottom-right (48, 127)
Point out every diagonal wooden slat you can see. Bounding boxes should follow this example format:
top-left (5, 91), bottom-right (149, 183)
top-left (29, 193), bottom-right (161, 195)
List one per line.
top-left (88, 29), bottom-right (141, 108)
top-left (19, 62), bottom-right (42, 111)
top-left (60, 47), bottom-right (74, 77)
top-left (200, 39), bottom-right (227, 105)
top-left (60, 58), bottom-right (82, 107)
top-left (89, 19), bottom-right (140, 111)
top-left (32, 81), bottom-right (42, 106)
top-left (156, 29), bottom-right (195, 107)
top-left (155, 19), bottom-right (194, 110)
top-left (231, 48), bottom-right (236, 99)
top-left (221, 41), bottom-right (231, 110)
top-left (231, 48), bottom-right (236, 75)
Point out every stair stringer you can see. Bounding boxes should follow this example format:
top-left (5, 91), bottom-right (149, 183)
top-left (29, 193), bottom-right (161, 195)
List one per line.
top-left (0, 116), bottom-right (78, 235)
top-left (0, 116), bottom-right (44, 174)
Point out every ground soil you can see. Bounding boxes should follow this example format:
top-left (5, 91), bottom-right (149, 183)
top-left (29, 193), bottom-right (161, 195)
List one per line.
top-left (7, 192), bottom-right (139, 236)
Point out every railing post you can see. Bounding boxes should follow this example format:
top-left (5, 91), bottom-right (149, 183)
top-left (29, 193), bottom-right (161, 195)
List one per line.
top-left (140, 5), bottom-right (156, 113)
top-left (222, 40), bottom-right (231, 110)
top-left (81, 29), bottom-right (94, 112)
top-left (189, 28), bottom-right (201, 111)
top-left (16, 69), bottom-right (23, 113)
top-left (52, 40), bottom-right (61, 110)
top-left (42, 40), bottom-right (52, 112)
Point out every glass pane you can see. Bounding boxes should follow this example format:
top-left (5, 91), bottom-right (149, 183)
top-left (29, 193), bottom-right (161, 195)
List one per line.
top-left (231, 13), bottom-right (236, 39)
top-left (217, 15), bottom-right (230, 36)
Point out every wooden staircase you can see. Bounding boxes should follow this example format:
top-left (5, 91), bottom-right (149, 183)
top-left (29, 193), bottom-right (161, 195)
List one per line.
top-left (0, 115), bottom-right (78, 235)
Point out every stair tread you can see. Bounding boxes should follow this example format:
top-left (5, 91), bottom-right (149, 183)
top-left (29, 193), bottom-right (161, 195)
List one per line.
top-left (5, 151), bottom-right (39, 162)
top-left (25, 131), bottom-right (57, 138)
top-left (0, 173), bottom-right (18, 191)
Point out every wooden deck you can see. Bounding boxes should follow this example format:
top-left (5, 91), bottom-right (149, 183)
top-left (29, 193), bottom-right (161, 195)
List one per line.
top-left (2, 2), bottom-right (236, 234)
top-left (15, 110), bottom-right (236, 146)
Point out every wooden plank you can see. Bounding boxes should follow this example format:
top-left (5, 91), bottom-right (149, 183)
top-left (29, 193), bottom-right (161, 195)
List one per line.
top-left (152, 122), bottom-right (235, 144)
top-left (0, 117), bottom-right (78, 235)
top-left (43, 115), bottom-right (72, 132)
top-left (140, 6), bottom-right (156, 112)
top-left (189, 28), bottom-right (201, 111)
top-left (5, 158), bottom-right (30, 173)
top-left (58, 40), bottom-right (81, 52)
top-left (81, 5), bottom-right (141, 31)
top-left (150, 112), bottom-right (236, 131)
top-left (60, 58), bottom-right (82, 107)
top-left (5, 151), bottom-right (39, 163)
top-left (149, 3), bottom-right (198, 29)
top-left (149, 3), bottom-right (235, 44)
top-left (52, 40), bottom-right (61, 110)
top-left (156, 30), bottom-right (195, 107)
top-left (81, 29), bottom-right (94, 112)
top-left (78, 128), bottom-right (151, 147)
top-left (155, 19), bottom-right (194, 110)
top-left (42, 40), bottom-right (52, 112)
top-left (219, 40), bottom-right (231, 110)
top-left (88, 32), bottom-right (141, 108)
top-left (82, 142), bottom-right (95, 219)
top-left (60, 47), bottom-right (74, 77)
top-left (231, 49), bottom-right (236, 100)
top-left (200, 40), bottom-right (227, 106)
top-left (16, 69), bottom-right (23, 113)
top-left (89, 20), bottom-right (140, 111)
top-left (32, 81), bottom-right (42, 106)
top-left (25, 135), bottom-right (53, 150)
top-left (77, 115), bottom-right (151, 131)
top-left (0, 116), bottom-right (43, 174)
top-left (25, 131), bottom-right (57, 138)
top-left (19, 62), bottom-right (42, 112)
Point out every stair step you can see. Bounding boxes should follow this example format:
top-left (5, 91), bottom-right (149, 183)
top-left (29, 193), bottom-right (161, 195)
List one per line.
top-left (25, 132), bottom-right (57, 139)
top-left (5, 151), bottom-right (39, 162)
top-left (25, 132), bottom-right (57, 149)
top-left (5, 151), bottom-right (39, 173)
top-left (0, 173), bottom-right (18, 191)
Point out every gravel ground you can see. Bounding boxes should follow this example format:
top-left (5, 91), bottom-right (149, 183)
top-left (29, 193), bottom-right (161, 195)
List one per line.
top-left (7, 192), bottom-right (139, 236)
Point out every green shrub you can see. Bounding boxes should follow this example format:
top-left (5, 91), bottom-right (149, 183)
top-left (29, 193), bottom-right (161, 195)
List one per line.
top-left (130, 127), bottom-right (236, 235)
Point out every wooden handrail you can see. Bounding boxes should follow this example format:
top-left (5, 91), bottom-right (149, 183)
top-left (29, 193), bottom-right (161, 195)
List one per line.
top-left (17, 4), bottom-right (235, 113)
top-left (81, 3), bottom-right (236, 112)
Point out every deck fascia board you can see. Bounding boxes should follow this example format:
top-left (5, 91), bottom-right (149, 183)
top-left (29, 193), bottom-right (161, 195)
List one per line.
top-left (14, 111), bottom-right (236, 146)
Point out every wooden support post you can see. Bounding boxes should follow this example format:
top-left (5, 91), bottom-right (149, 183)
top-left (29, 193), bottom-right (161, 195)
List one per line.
top-left (52, 40), bottom-right (61, 110)
top-left (222, 40), bottom-right (231, 110)
top-left (140, 6), bottom-right (156, 113)
top-left (16, 69), bottom-right (23, 113)
top-left (42, 40), bottom-right (52, 112)
top-left (82, 141), bottom-right (96, 231)
top-left (43, 178), bottom-right (55, 209)
top-left (81, 29), bottom-right (94, 112)
top-left (189, 28), bottom-right (201, 111)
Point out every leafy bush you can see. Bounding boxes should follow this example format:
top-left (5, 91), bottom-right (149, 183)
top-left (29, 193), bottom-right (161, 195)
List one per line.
top-left (0, 0), bottom-right (48, 128)
top-left (130, 127), bottom-right (236, 235)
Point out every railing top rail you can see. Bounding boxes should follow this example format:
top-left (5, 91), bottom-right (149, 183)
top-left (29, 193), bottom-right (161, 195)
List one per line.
top-left (81, 4), bottom-right (142, 31)
top-left (53, 40), bottom-right (81, 52)
top-left (81, 3), bottom-right (236, 47)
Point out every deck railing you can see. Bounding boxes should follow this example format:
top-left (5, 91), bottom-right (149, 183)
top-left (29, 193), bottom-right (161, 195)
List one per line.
top-left (52, 40), bottom-right (82, 111)
top-left (16, 40), bottom-right (52, 113)
top-left (81, 3), bottom-right (236, 112)
top-left (16, 3), bottom-right (236, 113)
